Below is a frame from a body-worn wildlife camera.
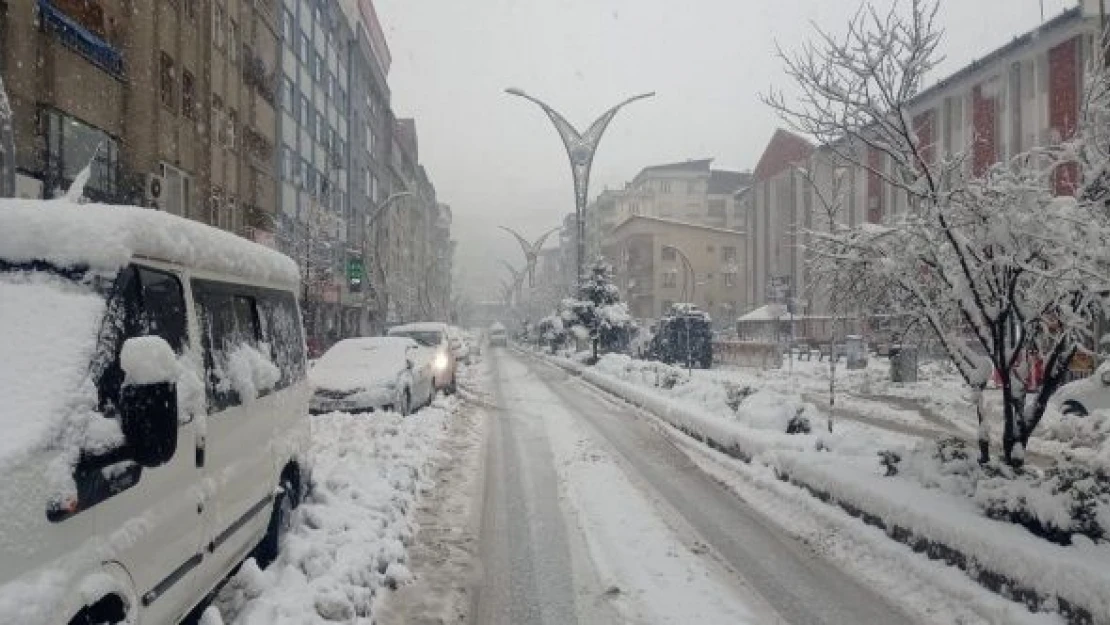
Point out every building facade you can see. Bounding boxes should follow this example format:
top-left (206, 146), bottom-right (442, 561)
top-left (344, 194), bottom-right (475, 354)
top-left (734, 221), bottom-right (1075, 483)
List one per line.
top-left (612, 159), bottom-right (749, 230)
top-left (604, 215), bottom-right (746, 325)
top-left (743, 4), bottom-right (1101, 321)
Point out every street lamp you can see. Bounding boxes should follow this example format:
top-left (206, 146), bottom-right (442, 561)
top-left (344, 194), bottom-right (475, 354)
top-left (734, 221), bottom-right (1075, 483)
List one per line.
top-left (504, 88), bottom-right (654, 289)
top-left (364, 190), bottom-right (414, 329)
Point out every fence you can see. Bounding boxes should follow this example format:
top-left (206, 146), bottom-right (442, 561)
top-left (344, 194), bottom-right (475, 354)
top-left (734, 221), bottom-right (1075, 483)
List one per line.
top-left (712, 341), bottom-right (782, 369)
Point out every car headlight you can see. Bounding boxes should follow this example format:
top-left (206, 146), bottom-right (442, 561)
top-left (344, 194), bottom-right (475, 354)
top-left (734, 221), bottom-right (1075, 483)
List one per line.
top-left (434, 352), bottom-right (449, 371)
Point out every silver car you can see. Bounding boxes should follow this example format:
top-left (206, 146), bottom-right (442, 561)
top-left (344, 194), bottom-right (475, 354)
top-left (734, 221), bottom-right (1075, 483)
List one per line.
top-left (310, 337), bottom-right (435, 415)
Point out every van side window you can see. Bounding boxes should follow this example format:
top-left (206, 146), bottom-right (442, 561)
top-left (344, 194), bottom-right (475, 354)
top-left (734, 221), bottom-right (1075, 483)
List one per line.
top-left (138, 268), bottom-right (187, 351)
top-left (257, 291), bottom-right (306, 390)
top-left (193, 280), bottom-right (283, 412)
top-left (94, 266), bottom-right (187, 418)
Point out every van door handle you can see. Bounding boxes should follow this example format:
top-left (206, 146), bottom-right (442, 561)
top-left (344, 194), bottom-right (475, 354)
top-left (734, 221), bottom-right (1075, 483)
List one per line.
top-left (196, 435), bottom-right (206, 468)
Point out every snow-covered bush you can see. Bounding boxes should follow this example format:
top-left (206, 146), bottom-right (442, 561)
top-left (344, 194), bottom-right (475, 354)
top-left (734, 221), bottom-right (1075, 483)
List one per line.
top-left (887, 437), bottom-right (1110, 545)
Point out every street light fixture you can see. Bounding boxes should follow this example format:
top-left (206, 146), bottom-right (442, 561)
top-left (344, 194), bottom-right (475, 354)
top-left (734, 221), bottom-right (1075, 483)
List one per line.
top-left (504, 88), bottom-right (654, 289)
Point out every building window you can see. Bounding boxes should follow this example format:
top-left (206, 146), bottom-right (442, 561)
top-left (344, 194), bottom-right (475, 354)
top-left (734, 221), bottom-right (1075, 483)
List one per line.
top-left (707, 244), bottom-right (715, 253)
top-left (160, 52), bottom-right (176, 110)
top-left (661, 181), bottom-right (671, 193)
top-left (299, 33), bottom-right (309, 61)
top-left (184, 0), bottom-right (197, 20)
top-left (212, 95), bottom-right (225, 144)
top-left (42, 106), bottom-right (120, 200)
top-left (227, 109), bottom-right (238, 150)
top-left (283, 76), bottom-right (295, 111)
top-left (663, 271), bottom-right (677, 288)
top-left (283, 8), bottom-right (295, 41)
top-left (213, 3), bottom-right (226, 49)
top-left (724, 273), bottom-right (737, 288)
top-left (688, 181), bottom-right (697, 194)
top-left (722, 245), bottom-right (737, 263)
top-left (182, 70), bottom-right (196, 119)
top-left (229, 21), bottom-right (240, 65)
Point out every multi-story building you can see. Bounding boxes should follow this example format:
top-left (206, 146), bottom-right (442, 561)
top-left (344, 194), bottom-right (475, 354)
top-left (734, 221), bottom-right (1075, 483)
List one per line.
top-left (1, 0), bottom-right (212, 214)
top-left (584, 188), bottom-right (622, 263)
top-left (604, 215), bottom-right (746, 325)
top-left (743, 3), bottom-right (1103, 320)
top-left (613, 159), bottom-right (749, 229)
top-left (275, 0), bottom-right (354, 342)
top-left (341, 0), bottom-right (392, 332)
top-left (212, 0), bottom-right (280, 245)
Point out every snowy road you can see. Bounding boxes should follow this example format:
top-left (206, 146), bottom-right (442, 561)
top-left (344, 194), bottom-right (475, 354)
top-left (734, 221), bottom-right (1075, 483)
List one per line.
top-left (473, 348), bottom-right (915, 625)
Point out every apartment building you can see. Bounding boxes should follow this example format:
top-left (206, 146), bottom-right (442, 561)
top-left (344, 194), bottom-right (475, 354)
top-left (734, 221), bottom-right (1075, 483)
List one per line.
top-left (612, 159), bottom-right (749, 229)
top-left (744, 4), bottom-right (1102, 318)
top-left (1, 0), bottom-right (211, 214)
top-left (604, 215), bottom-right (746, 325)
top-left (584, 188), bottom-right (621, 263)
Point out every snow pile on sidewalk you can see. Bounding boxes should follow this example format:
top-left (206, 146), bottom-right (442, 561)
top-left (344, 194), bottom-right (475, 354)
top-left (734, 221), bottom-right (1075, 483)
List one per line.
top-left (212, 399), bottom-right (455, 624)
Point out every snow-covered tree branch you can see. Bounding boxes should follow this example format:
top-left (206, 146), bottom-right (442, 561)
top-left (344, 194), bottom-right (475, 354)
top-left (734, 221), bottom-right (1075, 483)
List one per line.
top-left (766, 0), bottom-right (1110, 465)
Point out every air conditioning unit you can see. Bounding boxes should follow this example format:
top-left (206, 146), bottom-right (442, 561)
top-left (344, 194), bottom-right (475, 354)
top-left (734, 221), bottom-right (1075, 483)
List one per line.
top-left (145, 173), bottom-right (166, 210)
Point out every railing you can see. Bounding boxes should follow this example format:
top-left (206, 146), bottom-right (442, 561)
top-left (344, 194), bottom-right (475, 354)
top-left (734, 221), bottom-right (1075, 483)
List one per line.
top-left (39, 0), bottom-right (124, 77)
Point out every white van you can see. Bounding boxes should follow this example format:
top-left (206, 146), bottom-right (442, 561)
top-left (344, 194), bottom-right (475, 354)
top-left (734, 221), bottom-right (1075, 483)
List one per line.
top-left (0, 201), bottom-right (312, 624)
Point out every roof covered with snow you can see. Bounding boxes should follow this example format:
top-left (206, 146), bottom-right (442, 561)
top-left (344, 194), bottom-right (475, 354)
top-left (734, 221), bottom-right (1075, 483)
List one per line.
top-left (707, 170), bottom-right (752, 195)
top-left (0, 200), bottom-right (300, 288)
top-left (635, 158), bottom-right (714, 180)
top-left (737, 304), bottom-right (787, 322)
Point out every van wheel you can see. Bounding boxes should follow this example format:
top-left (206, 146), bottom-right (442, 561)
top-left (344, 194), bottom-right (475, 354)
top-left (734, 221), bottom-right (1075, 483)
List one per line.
top-left (255, 479), bottom-right (295, 569)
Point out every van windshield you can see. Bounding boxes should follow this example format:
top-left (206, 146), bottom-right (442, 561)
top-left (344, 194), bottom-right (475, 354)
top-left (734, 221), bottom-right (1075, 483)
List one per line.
top-left (0, 266), bottom-right (109, 468)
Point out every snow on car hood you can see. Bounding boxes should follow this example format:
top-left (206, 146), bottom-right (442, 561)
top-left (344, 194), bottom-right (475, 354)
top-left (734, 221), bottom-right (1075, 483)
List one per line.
top-left (0, 271), bottom-right (119, 471)
top-left (310, 338), bottom-right (412, 393)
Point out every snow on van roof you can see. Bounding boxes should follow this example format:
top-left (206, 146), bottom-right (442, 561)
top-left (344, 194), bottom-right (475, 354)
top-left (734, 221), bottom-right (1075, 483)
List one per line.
top-left (0, 199), bottom-right (300, 288)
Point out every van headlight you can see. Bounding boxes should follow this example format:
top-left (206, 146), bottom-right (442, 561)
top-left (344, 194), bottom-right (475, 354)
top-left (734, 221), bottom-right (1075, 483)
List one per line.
top-left (434, 352), bottom-right (449, 371)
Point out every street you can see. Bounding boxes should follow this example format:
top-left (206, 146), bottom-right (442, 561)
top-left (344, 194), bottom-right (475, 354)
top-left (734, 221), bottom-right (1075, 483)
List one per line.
top-left (472, 348), bottom-right (915, 625)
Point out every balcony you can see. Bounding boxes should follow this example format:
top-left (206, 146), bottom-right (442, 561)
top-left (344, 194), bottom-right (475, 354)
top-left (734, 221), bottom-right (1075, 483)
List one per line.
top-left (38, 0), bottom-right (124, 78)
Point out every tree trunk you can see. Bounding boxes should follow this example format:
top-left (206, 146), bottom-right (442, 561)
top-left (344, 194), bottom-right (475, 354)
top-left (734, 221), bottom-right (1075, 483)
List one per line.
top-left (974, 387), bottom-right (990, 464)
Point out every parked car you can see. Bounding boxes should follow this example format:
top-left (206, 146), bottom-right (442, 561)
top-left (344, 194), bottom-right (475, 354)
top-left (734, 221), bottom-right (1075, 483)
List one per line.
top-left (388, 322), bottom-right (457, 394)
top-left (310, 337), bottom-right (433, 415)
top-left (1052, 362), bottom-right (1110, 417)
top-left (0, 202), bottom-right (311, 625)
top-left (489, 321), bottom-right (508, 347)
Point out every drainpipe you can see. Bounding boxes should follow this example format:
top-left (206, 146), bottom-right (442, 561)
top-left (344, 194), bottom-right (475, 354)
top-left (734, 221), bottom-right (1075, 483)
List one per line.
top-left (0, 73), bottom-right (15, 198)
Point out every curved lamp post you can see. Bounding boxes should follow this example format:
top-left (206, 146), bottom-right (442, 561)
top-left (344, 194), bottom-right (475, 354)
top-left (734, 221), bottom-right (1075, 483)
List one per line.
top-left (504, 88), bottom-right (654, 288)
top-left (500, 260), bottom-right (526, 302)
top-left (664, 245), bottom-right (696, 303)
top-left (364, 191), bottom-right (414, 326)
top-left (499, 225), bottom-right (559, 288)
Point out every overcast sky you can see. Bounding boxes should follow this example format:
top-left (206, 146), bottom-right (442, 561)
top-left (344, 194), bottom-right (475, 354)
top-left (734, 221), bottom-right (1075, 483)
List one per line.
top-left (373, 0), bottom-right (1076, 301)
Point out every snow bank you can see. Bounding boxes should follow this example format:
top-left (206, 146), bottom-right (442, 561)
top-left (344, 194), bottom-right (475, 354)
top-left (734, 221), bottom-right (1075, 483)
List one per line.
top-left (0, 200), bottom-right (299, 288)
top-left (215, 399), bottom-right (456, 624)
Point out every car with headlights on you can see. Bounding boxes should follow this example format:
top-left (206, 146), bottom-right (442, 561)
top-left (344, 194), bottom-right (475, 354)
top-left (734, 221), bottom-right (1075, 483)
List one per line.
top-left (310, 337), bottom-right (434, 416)
top-left (388, 322), bottom-right (457, 394)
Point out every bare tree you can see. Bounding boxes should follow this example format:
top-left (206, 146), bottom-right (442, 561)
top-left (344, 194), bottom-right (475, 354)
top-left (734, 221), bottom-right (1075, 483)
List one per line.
top-left (765, 0), bottom-right (1110, 465)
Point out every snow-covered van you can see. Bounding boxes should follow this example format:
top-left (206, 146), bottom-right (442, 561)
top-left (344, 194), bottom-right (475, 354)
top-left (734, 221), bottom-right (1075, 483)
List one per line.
top-left (0, 201), bottom-right (311, 624)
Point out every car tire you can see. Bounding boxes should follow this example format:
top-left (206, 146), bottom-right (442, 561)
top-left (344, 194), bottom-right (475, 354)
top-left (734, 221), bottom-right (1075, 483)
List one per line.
top-left (446, 374), bottom-right (457, 395)
top-left (255, 478), bottom-right (296, 569)
top-left (1061, 401), bottom-right (1089, 417)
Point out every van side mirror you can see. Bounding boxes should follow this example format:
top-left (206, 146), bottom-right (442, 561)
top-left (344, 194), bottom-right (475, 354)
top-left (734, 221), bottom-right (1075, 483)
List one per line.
top-left (119, 337), bottom-right (179, 467)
